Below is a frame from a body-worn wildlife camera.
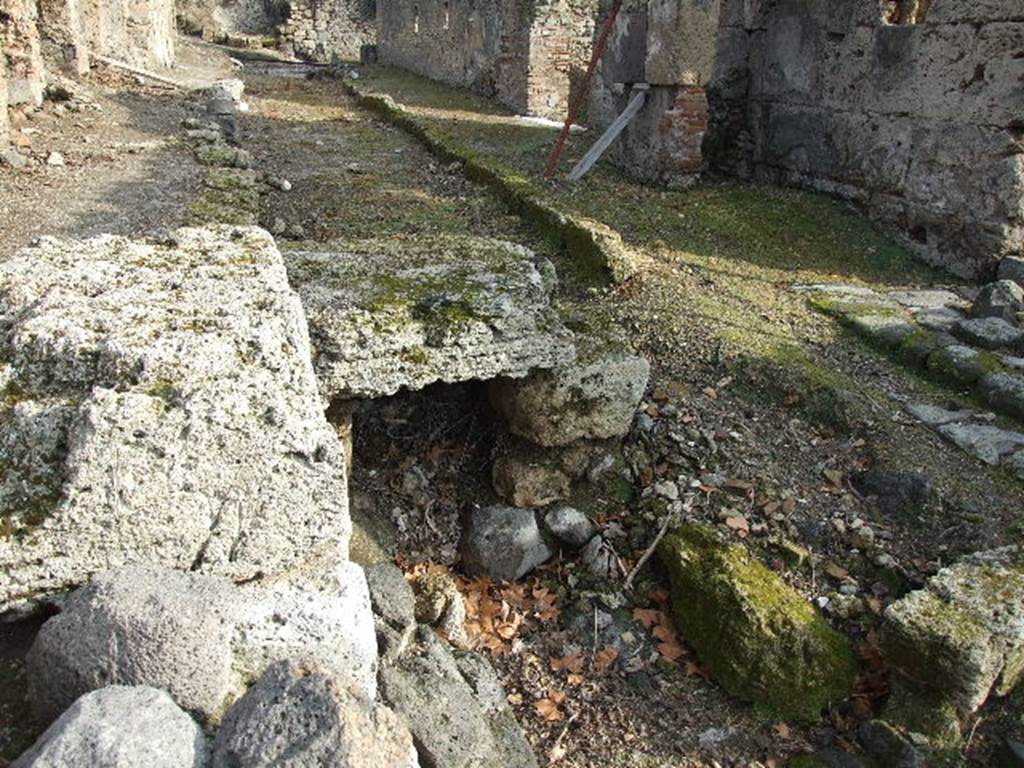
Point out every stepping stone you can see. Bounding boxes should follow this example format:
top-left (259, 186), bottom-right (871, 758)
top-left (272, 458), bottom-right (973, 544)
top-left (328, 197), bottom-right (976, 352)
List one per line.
top-left (927, 344), bottom-right (997, 384)
top-left (889, 289), bottom-right (967, 311)
top-left (914, 306), bottom-right (964, 332)
top-left (936, 423), bottom-right (1024, 465)
top-left (905, 403), bottom-right (974, 428)
top-left (953, 317), bottom-right (1024, 351)
top-left (848, 314), bottom-right (917, 347)
top-left (285, 237), bottom-right (575, 400)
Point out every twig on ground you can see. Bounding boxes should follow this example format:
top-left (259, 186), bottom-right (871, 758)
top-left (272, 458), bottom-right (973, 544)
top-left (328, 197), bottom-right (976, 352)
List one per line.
top-left (624, 511), bottom-right (674, 591)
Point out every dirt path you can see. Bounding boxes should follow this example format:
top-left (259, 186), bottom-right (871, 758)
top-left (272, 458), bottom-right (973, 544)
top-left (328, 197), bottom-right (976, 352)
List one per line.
top-left (0, 38), bottom-right (235, 256)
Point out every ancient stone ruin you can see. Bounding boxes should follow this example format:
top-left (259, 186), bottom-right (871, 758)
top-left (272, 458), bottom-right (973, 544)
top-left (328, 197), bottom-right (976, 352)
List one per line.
top-left (1, 1), bottom-right (1024, 767)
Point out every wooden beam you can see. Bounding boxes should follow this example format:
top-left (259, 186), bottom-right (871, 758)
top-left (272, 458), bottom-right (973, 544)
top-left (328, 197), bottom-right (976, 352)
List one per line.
top-left (567, 85), bottom-right (648, 182)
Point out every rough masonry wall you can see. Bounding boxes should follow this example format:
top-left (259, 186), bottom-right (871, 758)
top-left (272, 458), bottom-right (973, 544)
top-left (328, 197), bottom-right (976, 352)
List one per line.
top-left (280, 0), bottom-right (375, 61)
top-left (1, 0), bottom-right (46, 106)
top-left (377, 0), bottom-right (593, 120)
top-left (1, 0), bottom-right (175, 122)
top-left (708, 0), bottom-right (1024, 277)
top-left (587, 0), bottom-right (717, 186)
top-left (176, 0), bottom-right (282, 40)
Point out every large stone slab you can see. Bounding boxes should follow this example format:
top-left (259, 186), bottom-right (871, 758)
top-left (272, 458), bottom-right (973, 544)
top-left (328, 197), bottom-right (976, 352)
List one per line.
top-left (883, 547), bottom-right (1024, 716)
top-left (0, 226), bottom-right (349, 612)
top-left (27, 559), bottom-right (376, 724)
top-left (12, 686), bottom-right (208, 768)
top-left (285, 237), bottom-right (575, 400)
top-left (657, 524), bottom-right (856, 722)
top-left (212, 658), bottom-right (418, 768)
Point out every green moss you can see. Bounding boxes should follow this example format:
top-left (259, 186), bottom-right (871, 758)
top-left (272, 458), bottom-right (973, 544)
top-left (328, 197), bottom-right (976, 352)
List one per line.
top-left (883, 679), bottom-right (962, 749)
top-left (657, 524), bottom-right (857, 722)
top-left (926, 346), bottom-right (1005, 386)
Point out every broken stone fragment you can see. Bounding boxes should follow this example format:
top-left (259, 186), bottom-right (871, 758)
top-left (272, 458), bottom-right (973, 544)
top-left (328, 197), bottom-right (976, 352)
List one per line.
top-left (460, 505), bottom-right (552, 582)
top-left (0, 226), bottom-right (350, 612)
top-left (882, 547), bottom-right (1024, 723)
top-left (379, 627), bottom-right (539, 768)
top-left (365, 563), bottom-right (417, 661)
top-left (935, 423), bottom-right (1024, 465)
top-left (411, 569), bottom-right (468, 647)
top-left (978, 372), bottom-right (1024, 422)
top-left (492, 451), bottom-right (573, 508)
top-left (657, 524), bottom-right (856, 722)
top-left (27, 561), bottom-right (376, 726)
top-left (488, 330), bottom-right (651, 448)
top-left (12, 686), bottom-right (208, 768)
top-left (971, 280), bottom-right (1024, 325)
top-left (212, 658), bottom-right (419, 768)
top-left (285, 236), bottom-right (575, 400)
top-left (544, 505), bottom-right (596, 548)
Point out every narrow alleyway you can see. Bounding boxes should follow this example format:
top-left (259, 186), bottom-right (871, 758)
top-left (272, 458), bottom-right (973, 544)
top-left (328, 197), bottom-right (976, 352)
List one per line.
top-left (1, 43), bottom-right (1022, 768)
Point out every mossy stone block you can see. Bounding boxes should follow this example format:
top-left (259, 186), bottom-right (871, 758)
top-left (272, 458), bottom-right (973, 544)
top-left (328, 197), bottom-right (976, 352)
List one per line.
top-left (657, 524), bottom-right (857, 722)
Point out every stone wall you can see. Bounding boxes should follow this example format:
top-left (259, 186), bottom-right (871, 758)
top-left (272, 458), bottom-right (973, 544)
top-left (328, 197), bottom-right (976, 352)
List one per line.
top-left (1, 0), bottom-right (176, 124)
top-left (377, 0), bottom-right (594, 120)
top-left (176, 0), bottom-right (283, 40)
top-left (587, 0), bottom-right (717, 187)
top-left (280, 0), bottom-right (376, 62)
top-left (1, 0), bottom-right (46, 106)
top-left (707, 0), bottom-right (1024, 278)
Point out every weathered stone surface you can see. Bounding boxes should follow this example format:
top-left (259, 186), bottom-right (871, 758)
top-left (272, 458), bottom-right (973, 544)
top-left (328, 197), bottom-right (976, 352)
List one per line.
top-left (286, 237), bottom-right (575, 400)
top-left (936, 423), bottom-right (1024, 466)
top-left (411, 569), bottom-right (467, 647)
top-left (28, 561), bottom-right (376, 724)
top-left (1000, 257), bottom-right (1024, 290)
top-left (461, 505), bottom-right (551, 582)
top-left (234, 558), bottom-right (378, 701)
top-left (365, 562), bottom-right (416, 660)
top-left (489, 333), bottom-right (650, 448)
top-left (927, 343), bottom-right (1001, 384)
top-left (544, 505), bottom-right (595, 548)
top-left (972, 280), bottom-right (1024, 325)
top-left (492, 453), bottom-right (572, 508)
top-left (979, 372), bottom-right (1024, 422)
top-left (857, 719), bottom-right (930, 768)
top-left (905, 403), bottom-right (974, 427)
top-left (0, 227), bottom-right (349, 611)
top-left (379, 627), bottom-right (538, 768)
top-left (954, 317), bottom-right (1024, 351)
top-left (657, 524), bottom-right (856, 722)
top-left (848, 314), bottom-right (917, 347)
top-left (12, 686), bottom-right (207, 768)
top-left (883, 547), bottom-right (1024, 716)
top-left (28, 566), bottom-right (238, 725)
top-left (212, 659), bottom-right (418, 768)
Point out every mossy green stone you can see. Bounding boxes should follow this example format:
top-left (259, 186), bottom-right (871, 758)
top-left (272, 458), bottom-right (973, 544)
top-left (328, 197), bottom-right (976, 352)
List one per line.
top-left (657, 524), bottom-right (857, 722)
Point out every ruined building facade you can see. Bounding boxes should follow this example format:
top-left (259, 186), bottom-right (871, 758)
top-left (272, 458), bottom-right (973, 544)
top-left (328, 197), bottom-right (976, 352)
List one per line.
top-left (593, 0), bottom-right (1024, 277)
top-left (377, 0), bottom-right (596, 121)
top-left (1, 0), bottom-right (176, 134)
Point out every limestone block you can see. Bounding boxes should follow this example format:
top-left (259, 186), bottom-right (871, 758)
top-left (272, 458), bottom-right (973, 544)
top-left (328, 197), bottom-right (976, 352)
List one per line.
top-left (286, 237), bottom-right (575, 400)
top-left (883, 547), bottom-right (1024, 715)
top-left (658, 524), bottom-right (856, 722)
top-left (0, 226), bottom-right (350, 612)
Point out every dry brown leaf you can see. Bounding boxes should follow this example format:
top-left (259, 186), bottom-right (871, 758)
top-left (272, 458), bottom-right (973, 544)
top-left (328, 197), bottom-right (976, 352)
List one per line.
top-left (825, 562), bottom-right (849, 580)
top-left (567, 673), bottom-right (584, 687)
top-left (724, 516), bottom-right (750, 536)
top-left (551, 654), bottom-right (585, 674)
top-left (774, 722), bottom-right (791, 739)
top-left (535, 698), bottom-right (564, 722)
top-left (632, 608), bottom-right (664, 629)
top-left (657, 641), bottom-right (686, 661)
top-left (594, 646), bottom-right (619, 673)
